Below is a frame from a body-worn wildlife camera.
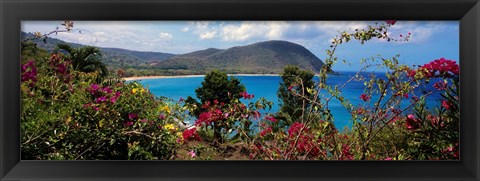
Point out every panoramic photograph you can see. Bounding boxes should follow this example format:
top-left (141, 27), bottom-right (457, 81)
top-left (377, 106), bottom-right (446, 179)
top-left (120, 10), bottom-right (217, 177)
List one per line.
top-left (20, 20), bottom-right (459, 160)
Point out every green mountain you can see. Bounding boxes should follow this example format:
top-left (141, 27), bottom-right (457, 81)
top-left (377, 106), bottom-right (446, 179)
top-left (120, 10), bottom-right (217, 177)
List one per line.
top-left (21, 32), bottom-right (176, 68)
top-left (153, 40), bottom-right (325, 74)
top-left (22, 32), bottom-right (326, 75)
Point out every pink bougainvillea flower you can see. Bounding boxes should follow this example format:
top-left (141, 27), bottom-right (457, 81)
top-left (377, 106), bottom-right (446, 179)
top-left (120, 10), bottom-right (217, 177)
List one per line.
top-left (433, 81), bottom-right (446, 90)
top-left (406, 114), bottom-right (420, 130)
top-left (102, 87), bottom-right (113, 94)
top-left (339, 144), bottom-right (354, 160)
top-left (385, 20), bottom-right (397, 25)
top-left (407, 69), bottom-right (416, 78)
top-left (128, 113), bottom-right (138, 120)
top-left (420, 58), bottom-right (459, 78)
top-left (182, 128), bottom-right (202, 142)
top-left (21, 60), bottom-right (38, 87)
top-left (265, 116), bottom-right (277, 123)
top-left (427, 115), bottom-right (440, 127)
top-left (90, 84), bottom-right (99, 91)
top-left (288, 122), bottom-right (305, 136)
top-left (188, 150), bottom-right (196, 158)
top-left (252, 111), bottom-right (261, 119)
top-left (260, 127), bottom-right (272, 137)
top-left (239, 91), bottom-right (254, 99)
top-left (412, 96), bottom-right (420, 102)
top-left (95, 96), bottom-right (107, 103)
top-left (360, 93), bottom-right (370, 101)
top-left (385, 157), bottom-right (393, 160)
top-left (125, 121), bottom-right (134, 127)
top-left (56, 63), bottom-right (68, 75)
top-left (442, 100), bottom-right (451, 110)
top-left (110, 92), bottom-right (122, 103)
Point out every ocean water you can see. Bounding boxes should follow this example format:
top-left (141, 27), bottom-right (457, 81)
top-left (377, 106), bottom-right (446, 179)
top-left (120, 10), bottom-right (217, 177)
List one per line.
top-left (132, 72), bottom-right (443, 129)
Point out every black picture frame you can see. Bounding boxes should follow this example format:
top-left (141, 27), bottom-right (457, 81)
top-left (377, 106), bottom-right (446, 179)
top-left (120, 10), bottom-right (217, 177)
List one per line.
top-left (1, 0), bottom-right (479, 180)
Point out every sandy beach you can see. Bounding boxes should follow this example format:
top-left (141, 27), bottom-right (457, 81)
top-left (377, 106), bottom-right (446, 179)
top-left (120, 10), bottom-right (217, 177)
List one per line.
top-left (123, 74), bottom-right (280, 81)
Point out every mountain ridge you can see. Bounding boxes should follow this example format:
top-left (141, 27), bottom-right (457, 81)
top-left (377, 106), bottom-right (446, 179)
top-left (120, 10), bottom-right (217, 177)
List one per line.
top-left (21, 32), bottom-right (176, 68)
top-left (154, 40), bottom-right (325, 74)
top-left (22, 32), bottom-right (326, 75)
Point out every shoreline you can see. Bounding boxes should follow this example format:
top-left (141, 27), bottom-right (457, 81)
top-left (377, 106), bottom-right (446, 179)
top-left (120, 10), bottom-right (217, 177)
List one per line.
top-left (123, 74), bottom-right (280, 81)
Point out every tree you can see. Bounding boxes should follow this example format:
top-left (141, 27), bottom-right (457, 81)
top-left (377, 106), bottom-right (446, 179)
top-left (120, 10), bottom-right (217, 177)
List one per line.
top-left (187, 70), bottom-right (247, 144)
top-left (277, 65), bottom-right (317, 124)
top-left (195, 69), bottom-right (246, 105)
top-left (55, 43), bottom-right (108, 80)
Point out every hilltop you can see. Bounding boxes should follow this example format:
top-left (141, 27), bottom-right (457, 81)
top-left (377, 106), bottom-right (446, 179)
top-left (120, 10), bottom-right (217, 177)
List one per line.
top-left (154, 40), bottom-right (325, 74)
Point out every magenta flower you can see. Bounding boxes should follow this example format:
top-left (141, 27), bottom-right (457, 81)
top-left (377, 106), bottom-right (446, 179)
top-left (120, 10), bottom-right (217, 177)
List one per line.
top-left (433, 81), bottom-right (446, 90)
top-left (90, 84), bottom-right (99, 90)
top-left (159, 114), bottom-right (165, 120)
top-left (442, 100), bottom-right (451, 110)
top-left (265, 116), bottom-right (277, 123)
top-left (110, 92), bottom-right (122, 103)
top-left (385, 20), bottom-right (397, 25)
top-left (420, 58), bottom-right (459, 78)
top-left (260, 127), bottom-right (272, 137)
top-left (406, 114), bottom-right (420, 130)
top-left (188, 150), bottom-right (196, 158)
top-left (128, 113), bottom-right (138, 120)
top-left (288, 122), bottom-right (305, 136)
top-left (102, 87), bottom-right (112, 94)
top-left (21, 60), bottom-right (38, 86)
top-left (339, 144), bottom-right (354, 160)
top-left (95, 96), bottom-right (107, 103)
top-left (57, 63), bottom-right (67, 74)
top-left (88, 84), bottom-right (99, 95)
top-left (407, 69), bottom-right (416, 78)
top-left (182, 128), bottom-right (202, 142)
top-left (360, 93), bottom-right (370, 101)
top-left (125, 121), bottom-right (134, 127)
top-left (239, 91), bottom-right (254, 99)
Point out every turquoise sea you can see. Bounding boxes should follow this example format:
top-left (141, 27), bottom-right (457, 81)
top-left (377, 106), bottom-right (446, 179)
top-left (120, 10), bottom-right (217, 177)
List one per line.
top-left (132, 72), bottom-right (443, 129)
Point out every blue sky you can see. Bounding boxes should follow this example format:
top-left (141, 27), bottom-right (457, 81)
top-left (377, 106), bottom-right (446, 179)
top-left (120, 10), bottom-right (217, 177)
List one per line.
top-left (21, 21), bottom-right (459, 71)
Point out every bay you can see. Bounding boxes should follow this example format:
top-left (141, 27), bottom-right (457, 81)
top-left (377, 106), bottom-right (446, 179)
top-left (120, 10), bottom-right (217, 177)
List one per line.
top-left (131, 71), bottom-right (443, 130)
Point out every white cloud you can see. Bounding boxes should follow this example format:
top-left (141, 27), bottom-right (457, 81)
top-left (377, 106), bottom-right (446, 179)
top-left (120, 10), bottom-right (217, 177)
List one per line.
top-left (158, 32), bottom-right (173, 40)
top-left (190, 22), bottom-right (219, 40)
top-left (221, 21), bottom-right (289, 41)
top-left (200, 31), bottom-right (217, 39)
top-left (181, 27), bottom-right (190, 32)
top-left (187, 21), bottom-right (371, 43)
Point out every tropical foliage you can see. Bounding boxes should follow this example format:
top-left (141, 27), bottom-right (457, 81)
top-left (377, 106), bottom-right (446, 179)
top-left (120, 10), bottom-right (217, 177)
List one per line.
top-left (21, 20), bottom-right (459, 160)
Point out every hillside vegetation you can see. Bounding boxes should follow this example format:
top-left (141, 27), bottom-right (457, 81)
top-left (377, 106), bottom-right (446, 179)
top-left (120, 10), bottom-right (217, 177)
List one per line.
top-left (154, 40), bottom-right (324, 74)
top-left (22, 32), bottom-right (325, 76)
